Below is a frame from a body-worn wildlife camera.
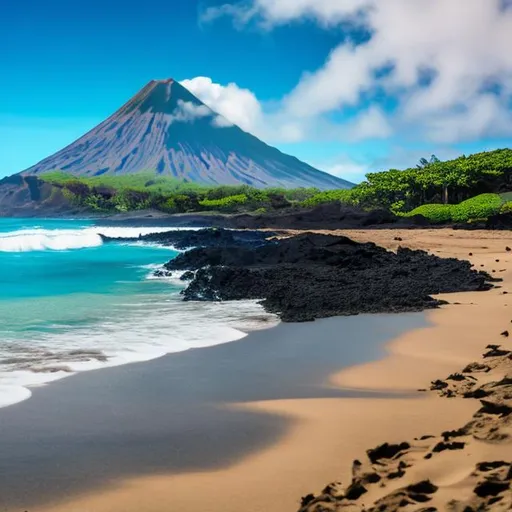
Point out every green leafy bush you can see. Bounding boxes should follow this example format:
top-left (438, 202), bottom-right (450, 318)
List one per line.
top-left (301, 189), bottom-right (354, 207)
top-left (501, 201), bottom-right (512, 214)
top-left (404, 204), bottom-right (454, 223)
top-left (158, 197), bottom-right (178, 213)
top-left (199, 194), bottom-right (248, 211)
top-left (390, 200), bottom-right (406, 215)
top-left (405, 193), bottom-right (503, 223)
top-left (450, 194), bottom-right (502, 222)
top-left (61, 188), bottom-right (79, 205)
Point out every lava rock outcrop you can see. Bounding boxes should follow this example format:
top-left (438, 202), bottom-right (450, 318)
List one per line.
top-left (100, 227), bottom-right (274, 251)
top-left (162, 231), bottom-right (494, 322)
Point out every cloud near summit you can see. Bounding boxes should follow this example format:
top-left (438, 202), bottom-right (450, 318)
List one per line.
top-left (180, 77), bottom-right (260, 132)
top-left (193, 0), bottom-right (512, 152)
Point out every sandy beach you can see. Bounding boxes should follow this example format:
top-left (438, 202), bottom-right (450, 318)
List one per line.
top-left (16, 228), bottom-right (507, 512)
top-left (0, 311), bottom-right (422, 510)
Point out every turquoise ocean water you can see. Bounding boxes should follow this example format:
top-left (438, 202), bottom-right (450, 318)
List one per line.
top-left (0, 219), bottom-right (277, 408)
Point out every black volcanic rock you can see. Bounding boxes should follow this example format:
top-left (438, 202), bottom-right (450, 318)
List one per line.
top-left (209, 203), bottom-right (416, 230)
top-left (21, 79), bottom-right (351, 190)
top-left (95, 203), bottom-right (426, 231)
top-left (161, 232), bottom-right (494, 322)
top-left (473, 480), bottom-right (510, 498)
top-left (100, 228), bottom-right (273, 251)
top-left (167, 232), bottom-right (388, 270)
top-left (367, 442), bottom-right (411, 464)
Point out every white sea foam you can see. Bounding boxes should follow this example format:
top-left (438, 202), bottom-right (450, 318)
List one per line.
top-left (144, 265), bottom-right (190, 284)
top-left (0, 226), bottom-right (196, 253)
top-left (0, 296), bottom-right (279, 408)
top-left (0, 223), bottom-right (278, 409)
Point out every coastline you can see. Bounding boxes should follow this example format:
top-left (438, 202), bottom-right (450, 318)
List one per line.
top-left (0, 313), bottom-right (423, 510)
top-left (30, 228), bottom-right (512, 512)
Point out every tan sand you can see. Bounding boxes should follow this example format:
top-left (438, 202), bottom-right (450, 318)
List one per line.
top-left (39, 229), bottom-right (512, 512)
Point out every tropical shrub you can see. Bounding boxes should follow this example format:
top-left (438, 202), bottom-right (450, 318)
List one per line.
top-left (501, 201), bottom-right (512, 214)
top-left (390, 200), bottom-right (406, 215)
top-left (404, 204), bottom-right (454, 223)
top-left (405, 193), bottom-right (503, 223)
top-left (301, 189), bottom-right (354, 207)
top-left (199, 194), bottom-right (249, 211)
top-left (450, 194), bottom-right (502, 222)
top-left (356, 149), bottom-right (512, 210)
top-left (61, 188), bottom-right (79, 206)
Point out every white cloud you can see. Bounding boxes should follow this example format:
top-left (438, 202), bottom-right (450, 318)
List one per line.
top-left (170, 98), bottom-right (237, 130)
top-left (180, 77), bottom-right (263, 133)
top-left (203, 0), bottom-right (512, 145)
top-left (424, 94), bottom-right (512, 143)
top-left (325, 161), bottom-right (367, 178)
top-left (348, 106), bottom-right (393, 141)
top-left (201, 0), bottom-right (371, 28)
top-left (180, 76), bottom-right (308, 142)
top-left (276, 122), bottom-right (305, 143)
top-left (283, 44), bottom-right (375, 119)
top-left (212, 115), bottom-right (234, 128)
top-left (310, 155), bottom-right (369, 183)
top-left (200, 3), bottom-right (260, 28)
top-left (170, 100), bottom-right (211, 123)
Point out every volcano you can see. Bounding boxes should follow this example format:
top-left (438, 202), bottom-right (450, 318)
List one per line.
top-left (22, 79), bottom-right (352, 189)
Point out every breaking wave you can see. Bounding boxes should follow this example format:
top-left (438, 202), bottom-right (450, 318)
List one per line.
top-left (0, 226), bottom-right (187, 253)
top-left (0, 219), bottom-right (279, 410)
top-left (0, 297), bottom-right (279, 409)
top-left (0, 220), bottom-right (279, 409)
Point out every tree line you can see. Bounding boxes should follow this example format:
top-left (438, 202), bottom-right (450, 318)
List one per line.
top-left (39, 148), bottom-right (512, 216)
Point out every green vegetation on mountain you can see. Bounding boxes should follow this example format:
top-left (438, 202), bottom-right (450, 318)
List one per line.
top-left (39, 148), bottom-right (512, 222)
top-left (40, 172), bottom-right (322, 214)
top-left (41, 171), bottom-right (205, 195)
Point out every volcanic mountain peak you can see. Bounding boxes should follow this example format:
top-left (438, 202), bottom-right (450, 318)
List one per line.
top-left (23, 79), bottom-right (353, 189)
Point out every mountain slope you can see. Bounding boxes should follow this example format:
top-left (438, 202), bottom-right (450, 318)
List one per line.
top-left (23, 79), bottom-right (353, 190)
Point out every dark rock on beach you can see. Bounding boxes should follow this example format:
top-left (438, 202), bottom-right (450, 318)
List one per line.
top-left (219, 203), bottom-right (407, 230)
top-left (162, 231), bottom-right (494, 322)
top-left (431, 441), bottom-right (465, 453)
top-left (483, 347), bottom-right (511, 358)
top-left (180, 270), bottom-right (195, 281)
top-left (474, 480), bottom-right (510, 498)
top-left (100, 227), bottom-right (274, 251)
top-left (367, 442), bottom-right (410, 464)
top-left (96, 203), bottom-right (430, 231)
top-left (298, 340), bottom-right (512, 512)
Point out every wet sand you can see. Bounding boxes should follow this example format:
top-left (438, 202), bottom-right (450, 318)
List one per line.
top-left (0, 313), bottom-right (423, 510)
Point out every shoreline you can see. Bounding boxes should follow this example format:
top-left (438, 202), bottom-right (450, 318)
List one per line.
top-left (0, 313), bottom-right (422, 510)
top-left (0, 296), bottom-right (279, 410)
top-left (31, 228), bottom-right (512, 512)
top-left (296, 229), bottom-right (512, 510)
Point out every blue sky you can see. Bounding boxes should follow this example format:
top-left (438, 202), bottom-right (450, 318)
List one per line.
top-left (2, 0), bottom-right (511, 182)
